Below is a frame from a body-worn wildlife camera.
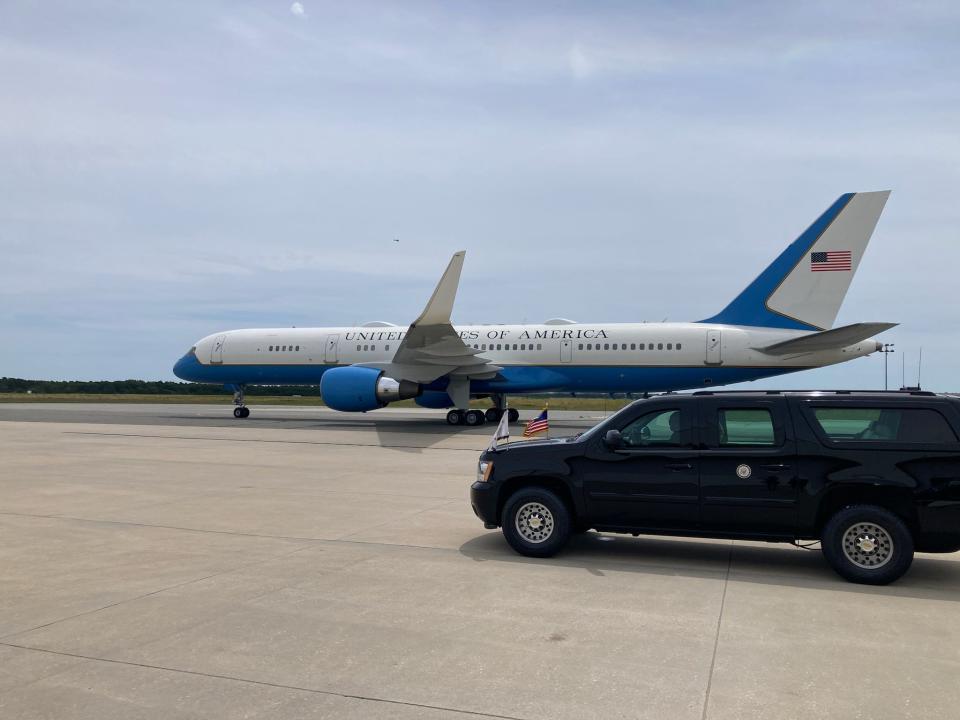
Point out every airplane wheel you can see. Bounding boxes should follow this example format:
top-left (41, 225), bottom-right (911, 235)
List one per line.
top-left (241, 407), bottom-right (250, 418)
top-left (465, 409), bottom-right (485, 426)
top-left (233, 407), bottom-right (244, 419)
top-left (507, 408), bottom-right (520, 423)
top-left (446, 409), bottom-right (463, 426)
top-left (485, 408), bottom-right (502, 423)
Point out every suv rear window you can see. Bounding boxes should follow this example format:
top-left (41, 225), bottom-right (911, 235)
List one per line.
top-left (718, 408), bottom-right (776, 446)
top-left (811, 407), bottom-right (957, 444)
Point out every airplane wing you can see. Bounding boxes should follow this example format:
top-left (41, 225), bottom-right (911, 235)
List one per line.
top-left (756, 322), bottom-right (897, 356)
top-left (354, 252), bottom-right (501, 400)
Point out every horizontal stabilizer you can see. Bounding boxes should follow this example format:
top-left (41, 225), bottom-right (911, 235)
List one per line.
top-left (757, 322), bottom-right (896, 356)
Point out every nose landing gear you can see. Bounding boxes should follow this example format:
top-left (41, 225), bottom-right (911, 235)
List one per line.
top-left (232, 385), bottom-right (250, 419)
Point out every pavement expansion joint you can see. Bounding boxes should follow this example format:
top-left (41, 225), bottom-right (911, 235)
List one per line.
top-left (700, 540), bottom-right (734, 720)
top-left (0, 545), bottom-right (316, 643)
top-left (0, 642), bottom-right (532, 720)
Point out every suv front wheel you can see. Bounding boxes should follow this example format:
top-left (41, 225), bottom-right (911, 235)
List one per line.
top-left (821, 505), bottom-right (914, 585)
top-left (502, 488), bottom-right (571, 558)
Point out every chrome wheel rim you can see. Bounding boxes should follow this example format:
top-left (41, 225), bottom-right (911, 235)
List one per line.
top-left (515, 502), bottom-right (554, 544)
top-left (842, 522), bottom-right (894, 569)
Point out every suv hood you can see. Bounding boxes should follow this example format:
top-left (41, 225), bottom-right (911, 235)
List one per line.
top-left (494, 437), bottom-right (572, 451)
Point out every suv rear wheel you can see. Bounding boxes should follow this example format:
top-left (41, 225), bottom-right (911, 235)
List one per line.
top-left (502, 488), bottom-right (571, 558)
top-left (821, 505), bottom-right (914, 585)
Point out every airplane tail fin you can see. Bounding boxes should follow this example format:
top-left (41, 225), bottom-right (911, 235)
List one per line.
top-left (701, 191), bottom-right (890, 330)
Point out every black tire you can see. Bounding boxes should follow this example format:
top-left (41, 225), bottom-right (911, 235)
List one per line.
top-left (507, 408), bottom-right (520, 423)
top-left (485, 408), bottom-right (502, 423)
top-left (821, 505), bottom-right (914, 585)
top-left (241, 407), bottom-right (250, 418)
top-left (233, 407), bottom-right (243, 419)
top-left (464, 409), bottom-right (485, 426)
top-left (446, 409), bottom-right (463, 426)
top-left (501, 488), bottom-right (571, 558)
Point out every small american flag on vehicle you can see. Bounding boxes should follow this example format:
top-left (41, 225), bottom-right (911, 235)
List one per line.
top-left (810, 250), bottom-right (852, 272)
top-left (523, 408), bottom-right (549, 437)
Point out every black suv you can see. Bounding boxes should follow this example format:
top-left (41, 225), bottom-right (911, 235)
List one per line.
top-left (471, 391), bottom-right (960, 584)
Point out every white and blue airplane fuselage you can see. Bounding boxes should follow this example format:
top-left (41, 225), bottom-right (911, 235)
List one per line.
top-left (175, 322), bottom-right (879, 394)
top-left (173, 192), bottom-right (895, 423)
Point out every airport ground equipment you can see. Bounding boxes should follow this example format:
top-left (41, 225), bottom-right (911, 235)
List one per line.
top-left (174, 192), bottom-right (895, 422)
top-left (471, 390), bottom-right (960, 585)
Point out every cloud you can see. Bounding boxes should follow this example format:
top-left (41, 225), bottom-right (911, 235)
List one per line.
top-left (218, 16), bottom-right (262, 46)
top-left (567, 43), bottom-right (593, 79)
top-left (290, 2), bottom-right (306, 18)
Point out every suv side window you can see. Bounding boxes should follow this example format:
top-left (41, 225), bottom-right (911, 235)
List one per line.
top-left (620, 409), bottom-right (683, 448)
top-left (811, 407), bottom-right (957, 444)
top-left (718, 408), bottom-right (777, 447)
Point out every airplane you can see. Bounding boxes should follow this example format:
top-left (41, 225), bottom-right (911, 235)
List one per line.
top-left (173, 191), bottom-right (896, 425)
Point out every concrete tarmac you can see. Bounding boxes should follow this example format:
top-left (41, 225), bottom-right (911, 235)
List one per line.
top-left (1, 404), bottom-right (959, 719)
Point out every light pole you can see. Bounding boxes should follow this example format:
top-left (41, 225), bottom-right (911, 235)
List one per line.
top-left (880, 343), bottom-right (895, 390)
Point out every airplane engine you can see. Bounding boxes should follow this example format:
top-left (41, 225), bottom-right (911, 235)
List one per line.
top-left (320, 366), bottom-right (420, 412)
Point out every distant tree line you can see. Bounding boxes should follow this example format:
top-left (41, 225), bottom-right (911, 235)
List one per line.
top-left (0, 378), bottom-right (323, 396)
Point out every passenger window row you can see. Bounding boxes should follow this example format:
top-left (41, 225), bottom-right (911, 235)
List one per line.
top-left (268, 345), bottom-right (300, 351)
top-left (578, 342), bottom-right (682, 351)
top-left (343, 340), bottom-right (683, 354)
top-left (472, 343), bottom-right (544, 351)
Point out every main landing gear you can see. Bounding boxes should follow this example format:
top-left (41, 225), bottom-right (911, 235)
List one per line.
top-left (445, 395), bottom-right (519, 426)
top-left (446, 409), bottom-right (486, 426)
top-left (232, 385), bottom-right (250, 419)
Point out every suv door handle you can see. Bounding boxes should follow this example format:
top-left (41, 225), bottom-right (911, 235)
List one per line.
top-left (760, 463), bottom-right (791, 471)
top-left (664, 462), bottom-right (693, 471)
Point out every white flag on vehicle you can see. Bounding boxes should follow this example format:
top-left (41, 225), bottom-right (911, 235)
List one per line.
top-left (486, 410), bottom-right (510, 451)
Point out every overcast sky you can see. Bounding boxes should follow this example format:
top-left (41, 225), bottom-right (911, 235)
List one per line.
top-left (1, 0), bottom-right (957, 390)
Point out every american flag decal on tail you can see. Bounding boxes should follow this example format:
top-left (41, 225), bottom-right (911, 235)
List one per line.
top-left (810, 250), bottom-right (852, 272)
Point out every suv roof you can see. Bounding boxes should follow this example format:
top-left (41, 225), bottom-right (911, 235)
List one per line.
top-left (690, 389), bottom-right (939, 397)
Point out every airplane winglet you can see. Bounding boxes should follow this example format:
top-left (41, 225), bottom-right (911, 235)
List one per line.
top-left (413, 251), bottom-right (465, 327)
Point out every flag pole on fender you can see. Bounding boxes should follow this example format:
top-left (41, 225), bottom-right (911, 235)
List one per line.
top-left (523, 404), bottom-right (549, 438)
top-left (486, 405), bottom-right (511, 452)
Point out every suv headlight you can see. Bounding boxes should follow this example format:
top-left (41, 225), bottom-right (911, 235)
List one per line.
top-left (477, 460), bottom-right (493, 483)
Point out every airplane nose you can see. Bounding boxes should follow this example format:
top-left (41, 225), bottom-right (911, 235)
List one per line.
top-left (173, 352), bottom-right (199, 380)
top-left (173, 355), bottom-right (188, 379)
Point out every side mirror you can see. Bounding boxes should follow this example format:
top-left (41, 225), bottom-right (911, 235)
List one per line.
top-left (604, 429), bottom-right (623, 448)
